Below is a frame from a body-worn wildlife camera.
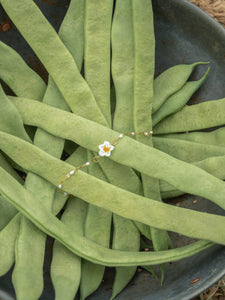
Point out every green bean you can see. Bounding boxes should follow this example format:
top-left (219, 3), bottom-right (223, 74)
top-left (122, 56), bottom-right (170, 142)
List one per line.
top-left (0, 166), bottom-right (216, 265)
top-left (110, 214), bottom-right (140, 300)
top-left (0, 152), bottom-right (23, 185)
top-left (0, 41), bottom-right (46, 100)
top-left (152, 62), bottom-right (208, 113)
top-left (51, 198), bottom-right (88, 300)
top-left (11, 0), bottom-right (85, 298)
top-left (154, 98), bottom-right (225, 134)
top-left (161, 152), bottom-right (225, 199)
top-left (1, 0), bottom-right (107, 127)
top-left (152, 68), bottom-right (209, 126)
top-left (80, 153), bottom-right (112, 300)
top-left (110, 0), bottom-right (142, 296)
top-left (162, 126), bottom-right (225, 147)
top-left (80, 2), bottom-right (114, 296)
top-left (84, 0), bottom-right (113, 127)
top-left (112, 0), bottom-right (135, 133)
top-left (154, 137), bottom-right (225, 163)
top-left (0, 85), bottom-right (30, 142)
top-left (0, 214), bottom-right (20, 276)
top-left (11, 98), bottom-right (225, 211)
top-left (1, 133), bottom-right (225, 245)
top-left (132, 0), bottom-right (170, 284)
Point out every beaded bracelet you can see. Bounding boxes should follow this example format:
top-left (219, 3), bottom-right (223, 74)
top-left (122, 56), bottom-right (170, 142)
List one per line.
top-left (57, 130), bottom-right (153, 195)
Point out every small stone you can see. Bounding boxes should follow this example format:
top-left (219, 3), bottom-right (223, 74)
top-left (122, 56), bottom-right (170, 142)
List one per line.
top-left (193, 199), bottom-right (197, 204)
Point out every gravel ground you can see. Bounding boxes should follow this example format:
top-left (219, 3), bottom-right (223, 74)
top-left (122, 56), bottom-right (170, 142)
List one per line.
top-left (189, 1), bottom-right (225, 299)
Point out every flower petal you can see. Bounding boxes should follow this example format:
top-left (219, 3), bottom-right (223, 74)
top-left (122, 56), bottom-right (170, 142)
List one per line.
top-left (99, 150), bottom-right (106, 157)
top-left (109, 145), bottom-right (114, 151)
top-left (105, 151), bottom-right (111, 157)
top-left (99, 144), bottom-right (104, 150)
top-left (104, 141), bottom-right (110, 146)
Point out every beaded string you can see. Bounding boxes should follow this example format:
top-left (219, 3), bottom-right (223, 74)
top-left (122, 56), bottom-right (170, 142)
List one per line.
top-left (57, 130), bottom-right (153, 195)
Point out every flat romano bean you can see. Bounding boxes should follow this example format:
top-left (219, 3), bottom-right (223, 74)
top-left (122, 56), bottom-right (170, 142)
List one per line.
top-left (132, 0), bottom-right (169, 284)
top-left (80, 153), bottom-right (112, 300)
top-left (84, 0), bottom-right (113, 127)
top-left (11, 98), bottom-right (225, 211)
top-left (0, 214), bottom-right (20, 276)
top-left (51, 198), bottom-right (88, 300)
top-left (0, 41), bottom-right (46, 100)
top-left (161, 153), bottom-right (225, 199)
top-left (0, 166), bottom-right (216, 266)
top-left (1, 133), bottom-right (225, 245)
top-left (152, 62), bottom-right (208, 113)
top-left (154, 98), bottom-right (225, 134)
top-left (110, 214), bottom-right (140, 300)
top-left (0, 85), bottom-right (30, 142)
top-left (12, 0), bottom-right (85, 298)
top-left (162, 126), bottom-right (225, 147)
top-left (152, 68), bottom-right (209, 127)
top-left (1, 0), bottom-right (107, 127)
top-left (153, 137), bottom-right (225, 163)
top-left (81, 1), bottom-right (114, 296)
top-left (110, 1), bottom-right (143, 296)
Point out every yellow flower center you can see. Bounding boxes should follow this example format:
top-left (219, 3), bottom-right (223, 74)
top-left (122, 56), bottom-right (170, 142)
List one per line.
top-left (103, 145), bottom-right (110, 153)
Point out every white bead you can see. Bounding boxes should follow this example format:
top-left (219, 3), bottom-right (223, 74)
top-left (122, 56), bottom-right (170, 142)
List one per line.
top-left (58, 184), bottom-right (62, 189)
top-left (119, 133), bottom-right (123, 138)
top-left (144, 132), bottom-right (148, 136)
top-left (131, 132), bottom-right (135, 135)
top-left (86, 162), bottom-right (90, 166)
top-left (70, 170), bottom-right (75, 175)
top-left (64, 192), bottom-right (68, 196)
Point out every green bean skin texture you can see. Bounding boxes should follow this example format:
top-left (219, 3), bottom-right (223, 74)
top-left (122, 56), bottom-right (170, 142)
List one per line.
top-left (162, 126), bottom-right (225, 147)
top-left (0, 41), bottom-right (46, 100)
top-left (0, 166), bottom-right (216, 266)
top-left (110, 214), bottom-right (140, 300)
top-left (154, 137), bottom-right (225, 163)
top-left (0, 214), bottom-right (20, 276)
top-left (84, 0), bottom-right (113, 127)
top-left (0, 85), bottom-right (30, 142)
top-left (161, 152), bottom-right (225, 198)
top-left (152, 62), bottom-right (208, 113)
top-left (154, 98), bottom-right (225, 134)
top-left (81, 1), bottom-right (114, 296)
top-left (132, 0), bottom-right (169, 284)
top-left (80, 154), bottom-right (112, 300)
top-left (0, 0), bottom-right (108, 127)
top-left (51, 198), bottom-right (88, 300)
top-left (1, 132), bottom-right (225, 246)
top-left (111, 0), bottom-right (145, 295)
top-left (11, 0), bottom-right (85, 297)
top-left (12, 98), bottom-right (225, 211)
top-left (152, 68), bottom-right (209, 126)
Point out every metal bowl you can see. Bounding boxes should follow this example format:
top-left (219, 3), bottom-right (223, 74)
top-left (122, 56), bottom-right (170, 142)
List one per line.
top-left (0, 0), bottom-right (225, 299)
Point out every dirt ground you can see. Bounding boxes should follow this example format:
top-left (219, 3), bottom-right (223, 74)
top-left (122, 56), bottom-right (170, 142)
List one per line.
top-left (188, 1), bottom-right (225, 299)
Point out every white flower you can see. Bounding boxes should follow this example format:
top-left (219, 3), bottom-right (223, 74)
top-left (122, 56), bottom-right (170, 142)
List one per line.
top-left (98, 141), bottom-right (114, 157)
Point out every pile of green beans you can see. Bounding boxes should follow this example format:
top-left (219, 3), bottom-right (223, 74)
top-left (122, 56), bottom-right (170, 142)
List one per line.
top-left (0, 0), bottom-right (225, 299)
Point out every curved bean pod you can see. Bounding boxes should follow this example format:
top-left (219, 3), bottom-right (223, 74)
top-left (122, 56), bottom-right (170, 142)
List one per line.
top-left (11, 98), bottom-right (225, 211)
top-left (154, 98), bottom-right (225, 134)
top-left (152, 68), bottom-right (209, 126)
top-left (0, 166), bottom-right (216, 266)
top-left (152, 62), bottom-right (208, 113)
top-left (1, 133), bottom-right (225, 245)
top-left (0, 41), bottom-right (46, 99)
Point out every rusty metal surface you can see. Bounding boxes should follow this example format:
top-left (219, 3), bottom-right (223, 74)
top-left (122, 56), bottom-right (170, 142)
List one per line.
top-left (0, 0), bottom-right (225, 299)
